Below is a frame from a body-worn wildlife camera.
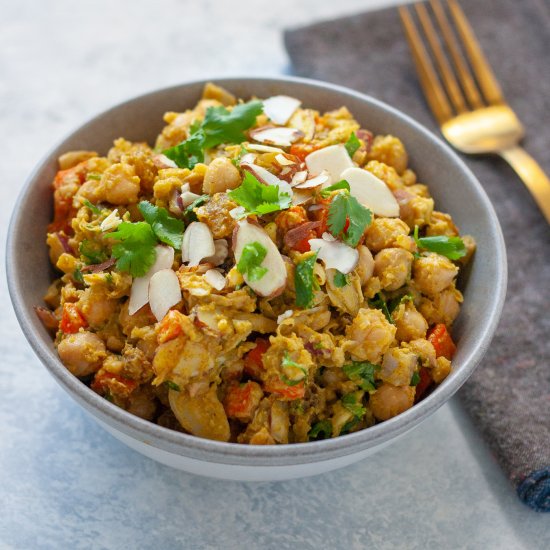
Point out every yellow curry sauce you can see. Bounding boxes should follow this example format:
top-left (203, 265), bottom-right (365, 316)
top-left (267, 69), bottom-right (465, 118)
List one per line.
top-left (38, 83), bottom-right (475, 444)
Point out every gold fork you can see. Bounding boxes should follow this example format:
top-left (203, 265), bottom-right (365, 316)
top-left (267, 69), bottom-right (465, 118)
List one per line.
top-left (399, 0), bottom-right (550, 224)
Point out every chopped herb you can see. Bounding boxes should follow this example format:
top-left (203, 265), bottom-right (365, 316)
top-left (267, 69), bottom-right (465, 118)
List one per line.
top-left (237, 241), bottom-right (268, 282)
top-left (231, 144), bottom-right (249, 167)
top-left (105, 273), bottom-right (114, 285)
top-left (138, 200), bottom-right (184, 249)
top-left (319, 180), bottom-right (350, 198)
top-left (86, 172), bottom-right (102, 181)
top-left (387, 293), bottom-right (414, 314)
top-left (340, 417), bottom-right (360, 435)
top-left (82, 198), bottom-right (102, 215)
top-left (183, 194), bottom-right (209, 223)
top-left (328, 191), bottom-right (372, 247)
top-left (294, 252), bottom-right (319, 309)
top-left (333, 270), bottom-right (348, 287)
top-left (281, 351), bottom-right (308, 386)
top-left (166, 380), bottom-right (181, 391)
top-left (73, 268), bottom-right (85, 285)
top-left (228, 171), bottom-right (291, 217)
top-left (79, 240), bottom-right (108, 265)
top-left (109, 221), bottom-right (157, 277)
top-left (413, 225), bottom-right (466, 260)
top-left (343, 361), bottom-right (380, 392)
top-left (309, 420), bottom-right (332, 440)
top-left (345, 132), bottom-right (361, 158)
top-left (342, 393), bottom-right (366, 418)
top-left (410, 371), bottom-right (421, 386)
top-left (163, 100), bottom-right (263, 169)
top-left (368, 292), bottom-right (393, 324)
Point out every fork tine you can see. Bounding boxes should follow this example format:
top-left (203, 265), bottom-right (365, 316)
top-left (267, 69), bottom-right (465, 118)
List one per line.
top-left (447, 0), bottom-right (504, 105)
top-left (399, 6), bottom-right (453, 124)
top-left (429, 0), bottom-right (484, 109)
top-left (414, 3), bottom-right (467, 114)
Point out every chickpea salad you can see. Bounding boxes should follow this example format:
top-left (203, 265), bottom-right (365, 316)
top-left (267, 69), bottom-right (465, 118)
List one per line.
top-left (38, 82), bottom-right (475, 444)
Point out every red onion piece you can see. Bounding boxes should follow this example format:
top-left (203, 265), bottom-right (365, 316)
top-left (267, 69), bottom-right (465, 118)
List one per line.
top-left (284, 221), bottom-right (321, 249)
top-left (356, 129), bottom-right (374, 153)
top-left (56, 232), bottom-right (74, 254)
top-left (80, 257), bottom-right (116, 273)
top-left (34, 306), bottom-right (59, 332)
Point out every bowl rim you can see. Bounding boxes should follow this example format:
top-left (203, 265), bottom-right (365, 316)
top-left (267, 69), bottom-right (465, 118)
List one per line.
top-left (6, 75), bottom-right (507, 465)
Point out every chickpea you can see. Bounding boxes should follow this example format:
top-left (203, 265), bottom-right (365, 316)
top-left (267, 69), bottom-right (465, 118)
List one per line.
top-left (370, 383), bottom-right (415, 421)
top-left (202, 157), bottom-right (241, 194)
top-left (413, 253), bottom-right (458, 296)
top-left (356, 245), bottom-right (375, 285)
top-left (102, 162), bottom-right (140, 205)
top-left (374, 248), bottom-right (414, 291)
top-left (432, 356), bottom-right (452, 384)
top-left (364, 218), bottom-right (410, 253)
top-left (57, 331), bottom-right (106, 377)
top-left (380, 347), bottom-right (418, 386)
top-left (78, 286), bottom-right (118, 327)
top-left (394, 303), bottom-right (428, 342)
top-left (367, 135), bottom-right (408, 175)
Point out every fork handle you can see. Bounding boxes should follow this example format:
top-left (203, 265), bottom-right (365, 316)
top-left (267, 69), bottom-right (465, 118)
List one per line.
top-left (499, 146), bottom-right (550, 224)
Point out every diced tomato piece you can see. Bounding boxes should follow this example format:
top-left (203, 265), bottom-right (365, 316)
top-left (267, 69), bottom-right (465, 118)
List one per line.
top-left (60, 303), bottom-right (87, 334)
top-left (264, 377), bottom-right (305, 400)
top-left (244, 338), bottom-right (270, 379)
top-left (292, 236), bottom-right (312, 253)
top-left (157, 310), bottom-right (186, 343)
top-left (289, 143), bottom-right (320, 162)
top-left (414, 367), bottom-right (432, 402)
top-left (428, 324), bottom-right (457, 360)
top-left (91, 371), bottom-right (138, 399)
top-left (224, 381), bottom-right (263, 421)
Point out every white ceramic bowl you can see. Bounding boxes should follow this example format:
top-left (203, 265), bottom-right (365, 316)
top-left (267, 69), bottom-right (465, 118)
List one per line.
top-left (6, 77), bottom-right (507, 481)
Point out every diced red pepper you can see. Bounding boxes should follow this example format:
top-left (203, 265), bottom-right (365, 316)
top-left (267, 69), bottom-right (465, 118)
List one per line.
top-left (157, 310), bottom-right (185, 343)
top-left (289, 143), bottom-right (320, 162)
top-left (243, 338), bottom-right (270, 379)
top-left (91, 371), bottom-right (138, 399)
top-left (428, 324), bottom-right (457, 360)
top-left (414, 367), bottom-right (432, 402)
top-left (59, 303), bottom-right (87, 334)
top-left (292, 236), bottom-right (312, 253)
top-left (264, 377), bottom-right (305, 400)
top-left (224, 381), bottom-right (263, 420)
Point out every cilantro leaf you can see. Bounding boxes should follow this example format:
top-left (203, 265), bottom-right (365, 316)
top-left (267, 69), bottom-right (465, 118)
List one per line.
top-left (73, 268), bottom-right (85, 285)
top-left (410, 371), bottom-right (421, 386)
top-left (294, 252), bottom-right (319, 309)
top-left (79, 240), bottom-right (108, 265)
top-left (368, 292), bottom-right (394, 324)
top-left (345, 132), bottom-right (361, 158)
top-left (165, 380), bottom-right (181, 391)
top-left (237, 241), bottom-right (268, 282)
top-left (342, 393), bottom-right (366, 418)
top-left (413, 225), bottom-right (466, 260)
top-left (319, 180), bottom-right (350, 198)
top-left (340, 417), bottom-right (360, 435)
top-left (82, 198), bottom-right (102, 215)
top-left (387, 293), bottom-right (414, 314)
top-left (309, 420), bottom-right (332, 440)
top-left (333, 270), bottom-right (348, 287)
top-left (343, 361), bottom-right (380, 392)
top-left (281, 351), bottom-right (308, 386)
top-left (163, 100), bottom-right (263, 169)
top-left (327, 192), bottom-right (372, 247)
top-left (228, 171), bottom-right (291, 217)
top-left (138, 200), bottom-right (184, 249)
top-left (109, 221), bottom-right (157, 277)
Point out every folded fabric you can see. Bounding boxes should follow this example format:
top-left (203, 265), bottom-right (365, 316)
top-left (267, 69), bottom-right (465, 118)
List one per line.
top-left (284, 0), bottom-right (550, 512)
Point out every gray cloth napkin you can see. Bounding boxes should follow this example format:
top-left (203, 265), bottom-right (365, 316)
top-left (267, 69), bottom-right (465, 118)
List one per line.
top-left (285, 0), bottom-right (550, 512)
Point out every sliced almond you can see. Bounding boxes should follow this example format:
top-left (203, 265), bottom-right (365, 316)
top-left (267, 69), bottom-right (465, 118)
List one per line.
top-left (128, 245), bottom-right (174, 315)
top-left (290, 170), bottom-right (308, 186)
top-left (233, 220), bottom-right (287, 297)
top-left (204, 269), bottom-right (226, 291)
top-left (294, 170), bottom-right (331, 189)
top-left (275, 153), bottom-right (295, 166)
top-left (100, 209), bottom-right (121, 232)
top-left (148, 269), bottom-right (182, 321)
top-left (152, 154), bottom-right (178, 169)
top-left (245, 143), bottom-right (284, 154)
top-left (239, 152), bottom-right (257, 165)
top-left (292, 188), bottom-right (315, 206)
top-left (250, 126), bottom-right (304, 147)
top-left (263, 95), bottom-right (302, 125)
top-left (308, 237), bottom-right (359, 274)
top-left (180, 190), bottom-right (201, 208)
top-left (241, 163), bottom-right (294, 198)
top-left (340, 167), bottom-right (400, 217)
top-left (305, 144), bottom-right (353, 183)
top-left (181, 222), bottom-right (215, 267)
top-left (204, 239), bottom-right (229, 266)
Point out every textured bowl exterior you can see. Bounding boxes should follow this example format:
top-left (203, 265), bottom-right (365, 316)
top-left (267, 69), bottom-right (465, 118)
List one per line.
top-left (6, 77), bottom-right (507, 480)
